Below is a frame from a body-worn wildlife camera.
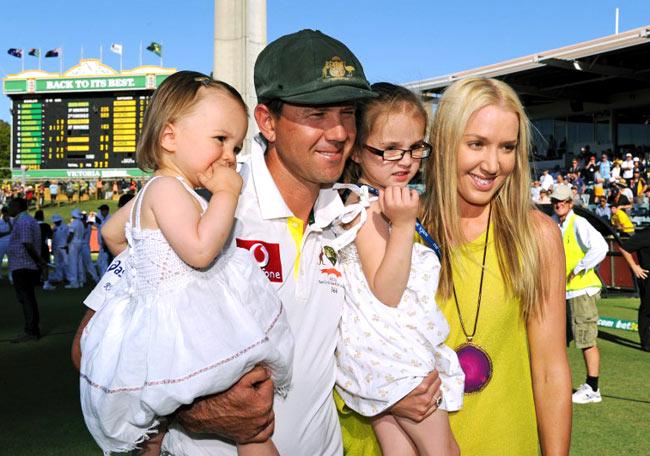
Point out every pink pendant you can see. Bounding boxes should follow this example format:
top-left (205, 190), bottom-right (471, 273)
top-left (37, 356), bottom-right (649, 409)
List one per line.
top-left (456, 342), bottom-right (493, 393)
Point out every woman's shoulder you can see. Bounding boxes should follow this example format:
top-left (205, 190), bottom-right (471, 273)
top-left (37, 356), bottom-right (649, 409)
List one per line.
top-left (528, 208), bottom-right (563, 253)
top-left (529, 207), bottom-right (557, 229)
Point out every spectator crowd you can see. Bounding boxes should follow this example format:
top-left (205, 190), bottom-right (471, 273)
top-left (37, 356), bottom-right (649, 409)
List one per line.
top-left (532, 146), bottom-right (650, 236)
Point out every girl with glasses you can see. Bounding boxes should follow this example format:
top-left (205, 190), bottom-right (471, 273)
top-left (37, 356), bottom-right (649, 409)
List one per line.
top-left (334, 82), bottom-right (464, 456)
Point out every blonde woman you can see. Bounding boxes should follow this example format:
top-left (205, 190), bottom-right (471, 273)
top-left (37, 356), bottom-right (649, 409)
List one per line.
top-left (419, 77), bottom-right (571, 455)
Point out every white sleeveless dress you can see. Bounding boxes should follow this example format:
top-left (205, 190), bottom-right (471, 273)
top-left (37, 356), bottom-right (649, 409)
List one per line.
top-left (332, 184), bottom-right (464, 417)
top-left (79, 176), bottom-right (294, 454)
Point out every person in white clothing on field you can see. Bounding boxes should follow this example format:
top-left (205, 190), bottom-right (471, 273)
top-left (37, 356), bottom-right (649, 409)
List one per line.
top-left (48, 215), bottom-right (68, 284)
top-left (65, 208), bottom-right (85, 289)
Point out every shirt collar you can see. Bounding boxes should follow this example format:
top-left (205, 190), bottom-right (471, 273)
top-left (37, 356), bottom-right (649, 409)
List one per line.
top-left (249, 134), bottom-right (345, 229)
top-left (250, 134), bottom-right (293, 220)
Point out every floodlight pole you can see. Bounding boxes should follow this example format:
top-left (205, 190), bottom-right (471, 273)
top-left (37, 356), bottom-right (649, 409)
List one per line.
top-left (214, 0), bottom-right (266, 155)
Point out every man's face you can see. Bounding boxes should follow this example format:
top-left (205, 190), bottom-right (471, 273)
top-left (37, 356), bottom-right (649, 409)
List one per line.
top-left (268, 103), bottom-right (357, 188)
top-left (552, 198), bottom-right (572, 218)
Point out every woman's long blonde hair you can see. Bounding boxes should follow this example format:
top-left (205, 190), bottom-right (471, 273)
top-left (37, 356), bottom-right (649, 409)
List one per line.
top-left (421, 77), bottom-right (543, 319)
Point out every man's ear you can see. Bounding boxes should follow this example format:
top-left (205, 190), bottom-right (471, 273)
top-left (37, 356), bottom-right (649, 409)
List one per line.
top-left (159, 122), bottom-right (176, 152)
top-left (254, 104), bottom-right (277, 143)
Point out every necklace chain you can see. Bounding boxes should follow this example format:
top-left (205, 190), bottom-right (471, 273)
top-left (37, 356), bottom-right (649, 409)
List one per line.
top-left (453, 204), bottom-right (492, 341)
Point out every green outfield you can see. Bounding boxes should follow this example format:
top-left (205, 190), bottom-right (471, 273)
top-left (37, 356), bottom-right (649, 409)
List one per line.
top-left (28, 199), bottom-right (121, 223)
top-left (0, 282), bottom-right (647, 455)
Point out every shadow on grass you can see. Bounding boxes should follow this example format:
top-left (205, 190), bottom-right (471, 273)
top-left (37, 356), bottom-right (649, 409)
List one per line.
top-left (598, 330), bottom-right (645, 351)
top-left (0, 329), bottom-right (76, 343)
top-left (600, 393), bottom-right (650, 404)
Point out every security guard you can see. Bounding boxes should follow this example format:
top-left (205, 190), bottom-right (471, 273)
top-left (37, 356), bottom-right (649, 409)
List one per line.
top-left (551, 184), bottom-right (608, 404)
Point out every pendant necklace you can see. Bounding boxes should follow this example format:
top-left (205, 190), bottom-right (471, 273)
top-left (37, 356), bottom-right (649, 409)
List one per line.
top-left (453, 203), bottom-right (493, 394)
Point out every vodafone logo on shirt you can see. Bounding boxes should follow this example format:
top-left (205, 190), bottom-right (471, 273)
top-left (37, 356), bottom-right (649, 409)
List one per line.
top-left (236, 238), bottom-right (283, 283)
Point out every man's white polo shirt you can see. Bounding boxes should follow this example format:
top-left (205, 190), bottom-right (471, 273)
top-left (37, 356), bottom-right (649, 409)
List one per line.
top-left (164, 140), bottom-right (347, 455)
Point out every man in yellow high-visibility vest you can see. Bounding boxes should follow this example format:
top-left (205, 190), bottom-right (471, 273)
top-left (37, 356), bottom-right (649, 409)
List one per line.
top-left (551, 184), bottom-right (608, 404)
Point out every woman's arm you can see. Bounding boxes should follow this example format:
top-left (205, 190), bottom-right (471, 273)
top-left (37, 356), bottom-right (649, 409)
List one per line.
top-left (354, 187), bottom-right (418, 307)
top-left (527, 210), bottom-right (572, 456)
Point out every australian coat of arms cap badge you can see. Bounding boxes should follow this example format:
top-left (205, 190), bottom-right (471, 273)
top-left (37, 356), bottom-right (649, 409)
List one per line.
top-left (322, 56), bottom-right (356, 80)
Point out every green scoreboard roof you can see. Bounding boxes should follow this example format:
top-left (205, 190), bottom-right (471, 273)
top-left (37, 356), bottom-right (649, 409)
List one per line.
top-left (3, 59), bottom-right (175, 95)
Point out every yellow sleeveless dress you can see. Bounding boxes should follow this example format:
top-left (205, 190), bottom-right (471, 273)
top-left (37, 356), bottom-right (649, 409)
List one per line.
top-left (337, 225), bottom-right (539, 455)
top-left (442, 225), bottom-right (538, 455)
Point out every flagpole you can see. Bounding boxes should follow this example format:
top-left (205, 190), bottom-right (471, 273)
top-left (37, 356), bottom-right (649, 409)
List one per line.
top-left (38, 49), bottom-right (41, 70)
top-left (139, 41), bottom-right (142, 66)
top-left (21, 51), bottom-right (24, 72)
top-left (160, 41), bottom-right (163, 67)
top-left (120, 49), bottom-right (123, 73)
top-left (81, 44), bottom-right (84, 60)
top-left (60, 47), bottom-right (63, 74)
top-left (100, 44), bottom-right (103, 63)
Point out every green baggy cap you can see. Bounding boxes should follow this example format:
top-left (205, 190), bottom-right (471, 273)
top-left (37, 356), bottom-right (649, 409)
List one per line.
top-left (254, 29), bottom-right (376, 105)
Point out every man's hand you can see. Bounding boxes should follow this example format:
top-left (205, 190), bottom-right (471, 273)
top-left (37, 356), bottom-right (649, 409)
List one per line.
top-left (175, 366), bottom-right (275, 444)
top-left (390, 370), bottom-right (442, 422)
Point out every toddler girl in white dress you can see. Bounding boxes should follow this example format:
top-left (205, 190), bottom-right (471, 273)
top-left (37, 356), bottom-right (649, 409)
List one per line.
top-left (334, 82), bottom-right (464, 455)
top-left (79, 71), bottom-right (293, 456)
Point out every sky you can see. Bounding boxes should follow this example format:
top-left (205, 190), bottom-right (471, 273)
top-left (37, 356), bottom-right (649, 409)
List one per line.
top-left (1, 0), bottom-right (649, 123)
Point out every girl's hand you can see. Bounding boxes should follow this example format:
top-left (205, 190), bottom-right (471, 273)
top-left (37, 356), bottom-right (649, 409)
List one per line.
top-left (198, 162), bottom-right (243, 197)
top-left (379, 186), bottom-right (419, 228)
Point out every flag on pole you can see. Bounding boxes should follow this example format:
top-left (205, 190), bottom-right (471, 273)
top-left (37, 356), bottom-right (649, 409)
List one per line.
top-left (45, 48), bottom-right (61, 58)
top-left (7, 48), bottom-right (23, 58)
top-left (146, 42), bottom-right (162, 57)
top-left (110, 43), bottom-right (123, 55)
top-left (28, 48), bottom-right (40, 57)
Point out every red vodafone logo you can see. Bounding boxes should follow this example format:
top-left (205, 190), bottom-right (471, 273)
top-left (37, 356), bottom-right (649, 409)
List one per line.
top-left (249, 243), bottom-right (270, 267)
top-left (236, 238), bottom-right (283, 283)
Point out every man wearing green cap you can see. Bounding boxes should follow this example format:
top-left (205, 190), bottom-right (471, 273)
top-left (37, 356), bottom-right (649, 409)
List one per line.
top-left (161, 29), bottom-right (441, 455)
top-left (72, 29), bottom-right (439, 455)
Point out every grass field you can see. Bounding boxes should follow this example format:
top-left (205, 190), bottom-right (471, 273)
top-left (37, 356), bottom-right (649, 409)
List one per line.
top-left (26, 199), bottom-right (121, 224)
top-left (0, 280), bottom-right (648, 455)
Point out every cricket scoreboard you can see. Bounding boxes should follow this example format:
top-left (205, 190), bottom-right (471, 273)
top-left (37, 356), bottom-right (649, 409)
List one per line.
top-left (3, 60), bottom-right (174, 179)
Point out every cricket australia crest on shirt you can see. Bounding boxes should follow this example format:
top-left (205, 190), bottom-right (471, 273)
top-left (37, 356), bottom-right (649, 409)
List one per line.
top-left (236, 238), bottom-right (283, 283)
top-left (322, 56), bottom-right (356, 80)
top-left (319, 244), bottom-right (344, 289)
